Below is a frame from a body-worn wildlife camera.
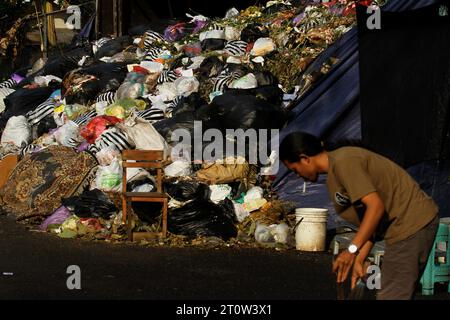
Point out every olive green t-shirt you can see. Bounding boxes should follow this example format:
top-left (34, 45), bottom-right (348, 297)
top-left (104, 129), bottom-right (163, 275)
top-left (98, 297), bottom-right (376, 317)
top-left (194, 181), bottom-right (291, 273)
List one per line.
top-left (326, 147), bottom-right (438, 245)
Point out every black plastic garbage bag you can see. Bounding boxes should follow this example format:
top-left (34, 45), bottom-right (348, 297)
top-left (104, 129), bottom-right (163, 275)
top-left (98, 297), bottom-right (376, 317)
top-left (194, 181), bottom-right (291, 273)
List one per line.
top-left (153, 109), bottom-right (216, 156)
top-left (196, 91), bottom-right (287, 131)
top-left (127, 177), bottom-right (155, 192)
top-left (130, 179), bottom-right (208, 224)
top-left (171, 93), bottom-right (207, 117)
top-left (225, 84), bottom-right (284, 106)
top-left (153, 110), bottom-right (197, 144)
top-left (254, 71), bottom-right (279, 87)
top-left (33, 115), bottom-right (58, 140)
top-left (62, 189), bottom-right (117, 219)
top-left (62, 62), bottom-right (128, 105)
top-left (196, 56), bottom-right (225, 82)
top-left (95, 36), bottom-right (133, 59)
top-left (18, 45), bottom-right (93, 87)
top-left (240, 23), bottom-right (269, 43)
top-left (168, 198), bottom-right (237, 240)
top-left (1, 87), bottom-right (54, 131)
top-left (164, 179), bottom-right (210, 202)
top-left (201, 39), bottom-right (227, 52)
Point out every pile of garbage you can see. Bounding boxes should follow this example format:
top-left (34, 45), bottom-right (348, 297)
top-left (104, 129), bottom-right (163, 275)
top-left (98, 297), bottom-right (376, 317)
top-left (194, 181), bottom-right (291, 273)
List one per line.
top-left (0, 0), bottom-right (358, 248)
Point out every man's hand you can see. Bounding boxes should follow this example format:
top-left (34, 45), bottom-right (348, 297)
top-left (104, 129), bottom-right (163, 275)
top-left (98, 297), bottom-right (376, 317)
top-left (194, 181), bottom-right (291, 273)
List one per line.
top-left (332, 250), bottom-right (356, 283)
top-left (351, 259), bottom-right (366, 289)
top-left (350, 241), bottom-right (374, 289)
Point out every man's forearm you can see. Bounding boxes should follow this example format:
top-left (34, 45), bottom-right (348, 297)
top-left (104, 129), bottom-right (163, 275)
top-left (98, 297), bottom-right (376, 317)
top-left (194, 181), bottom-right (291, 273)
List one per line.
top-left (352, 193), bottom-right (385, 250)
top-left (353, 208), bottom-right (383, 249)
top-left (356, 240), bottom-right (374, 262)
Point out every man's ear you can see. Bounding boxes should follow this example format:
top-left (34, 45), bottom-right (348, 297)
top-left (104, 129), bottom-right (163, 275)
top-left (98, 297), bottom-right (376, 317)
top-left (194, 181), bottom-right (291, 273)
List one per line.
top-left (299, 154), bottom-right (310, 164)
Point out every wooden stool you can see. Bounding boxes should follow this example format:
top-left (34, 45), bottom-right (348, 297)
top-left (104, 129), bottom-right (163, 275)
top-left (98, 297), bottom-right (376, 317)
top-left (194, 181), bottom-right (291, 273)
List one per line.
top-left (121, 150), bottom-right (168, 241)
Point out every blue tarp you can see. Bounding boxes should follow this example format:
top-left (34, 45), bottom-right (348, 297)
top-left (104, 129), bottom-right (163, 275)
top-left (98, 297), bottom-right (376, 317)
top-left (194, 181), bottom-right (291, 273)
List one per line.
top-left (274, 0), bottom-right (449, 229)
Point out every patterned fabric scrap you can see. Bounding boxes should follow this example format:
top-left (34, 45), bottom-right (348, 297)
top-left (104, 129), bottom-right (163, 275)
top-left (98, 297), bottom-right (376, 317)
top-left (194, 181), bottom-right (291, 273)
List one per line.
top-left (0, 146), bottom-right (97, 223)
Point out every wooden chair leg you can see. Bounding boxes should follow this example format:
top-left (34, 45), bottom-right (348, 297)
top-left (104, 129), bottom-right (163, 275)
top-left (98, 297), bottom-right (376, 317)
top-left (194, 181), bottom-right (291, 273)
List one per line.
top-left (122, 195), bottom-right (127, 225)
top-left (126, 200), bottom-right (133, 241)
top-left (162, 198), bottom-right (168, 238)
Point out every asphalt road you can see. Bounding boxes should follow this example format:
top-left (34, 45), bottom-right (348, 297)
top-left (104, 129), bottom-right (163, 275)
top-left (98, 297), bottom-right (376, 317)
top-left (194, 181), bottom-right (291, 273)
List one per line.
top-left (0, 214), bottom-right (338, 300)
top-left (0, 214), bottom-right (448, 301)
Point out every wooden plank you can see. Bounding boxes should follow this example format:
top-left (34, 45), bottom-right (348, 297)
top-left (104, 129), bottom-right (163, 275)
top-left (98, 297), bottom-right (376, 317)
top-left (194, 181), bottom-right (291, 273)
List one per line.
top-left (162, 198), bottom-right (168, 237)
top-left (122, 162), bottom-right (162, 169)
top-left (156, 167), bottom-right (162, 193)
top-left (128, 198), bottom-right (167, 203)
top-left (124, 192), bottom-right (167, 197)
top-left (122, 149), bottom-right (164, 161)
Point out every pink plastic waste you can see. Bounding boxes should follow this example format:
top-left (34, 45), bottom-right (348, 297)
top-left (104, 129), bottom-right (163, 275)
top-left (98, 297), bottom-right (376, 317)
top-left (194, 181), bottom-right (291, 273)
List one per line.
top-left (80, 115), bottom-right (122, 144)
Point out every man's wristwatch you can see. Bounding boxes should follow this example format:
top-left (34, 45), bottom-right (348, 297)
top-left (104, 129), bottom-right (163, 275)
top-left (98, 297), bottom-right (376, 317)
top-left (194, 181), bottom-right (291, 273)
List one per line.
top-left (348, 243), bottom-right (359, 255)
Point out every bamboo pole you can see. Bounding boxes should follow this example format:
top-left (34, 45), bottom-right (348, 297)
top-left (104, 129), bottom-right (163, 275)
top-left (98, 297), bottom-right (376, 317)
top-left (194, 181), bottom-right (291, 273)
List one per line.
top-left (45, 1), bottom-right (57, 47)
top-left (113, 0), bottom-right (118, 37)
top-left (33, 0), bottom-right (45, 57)
top-left (40, 0), bottom-right (48, 59)
top-left (95, 0), bottom-right (100, 40)
top-left (118, 0), bottom-right (123, 36)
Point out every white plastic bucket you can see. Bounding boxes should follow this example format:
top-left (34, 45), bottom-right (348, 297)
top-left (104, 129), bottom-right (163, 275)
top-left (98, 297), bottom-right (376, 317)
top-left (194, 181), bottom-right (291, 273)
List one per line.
top-left (295, 208), bottom-right (328, 252)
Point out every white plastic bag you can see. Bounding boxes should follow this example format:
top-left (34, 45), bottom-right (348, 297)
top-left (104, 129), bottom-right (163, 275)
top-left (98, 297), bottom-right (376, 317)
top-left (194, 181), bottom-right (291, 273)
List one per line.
top-left (252, 56), bottom-right (265, 65)
top-left (174, 76), bottom-right (199, 97)
top-left (232, 201), bottom-right (250, 222)
top-left (269, 223), bottom-right (290, 245)
top-left (95, 101), bottom-right (109, 116)
top-left (250, 38), bottom-right (276, 56)
top-left (244, 186), bottom-right (264, 203)
top-left (255, 222), bottom-right (274, 244)
top-left (188, 56), bottom-right (206, 70)
top-left (140, 61), bottom-right (164, 73)
top-left (209, 184), bottom-right (232, 203)
top-left (164, 160), bottom-right (192, 177)
top-left (117, 114), bottom-right (170, 159)
top-left (156, 82), bottom-right (178, 101)
top-left (226, 56), bottom-right (242, 65)
top-left (116, 82), bottom-right (145, 100)
top-left (53, 120), bottom-right (81, 147)
top-left (225, 26), bottom-right (241, 41)
top-left (94, 157), bottom-right (122, 192)
top-left (53, 105), bottom-right (67, 127)
top-left (34, 75), bottom-right (62, 87)
top-left (255, 222), bottom-right (290, 245)
top-left (199, 29), bottom-right (226, 42)
top-left (132, 183), bottom-right (154, 193)
top-left (1, 116), bottom-right (31, 147)
top-left (0, 88), bottom-right (15, 114)
top-left (126, 167), bottom-right (156, 185)
top-left (260, 150), bottom-right (279, 175)
top-left (145, 95), bottom-right (169, 113)
top-left (225, 7), bottom-right (240, 19)
top-left (230, 73), bottom-right (258, 89)
top-left (243, 198), bottom-right (267, 212)
top-left (95, 145), bottom-right (122, 166)
top-left (180, 69), bottom-right (194, 77)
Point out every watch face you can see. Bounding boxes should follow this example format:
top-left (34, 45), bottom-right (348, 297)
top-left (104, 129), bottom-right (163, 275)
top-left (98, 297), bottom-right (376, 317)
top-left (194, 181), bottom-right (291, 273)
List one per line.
top-left (348, 244), bottom-right (358, 253)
